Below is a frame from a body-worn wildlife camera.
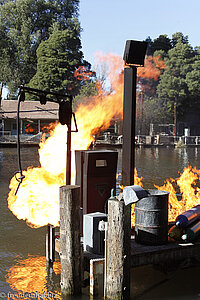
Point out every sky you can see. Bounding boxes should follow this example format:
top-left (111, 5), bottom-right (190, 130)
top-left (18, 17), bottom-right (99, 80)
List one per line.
top-left (79, 0), bottom-right (200, 67)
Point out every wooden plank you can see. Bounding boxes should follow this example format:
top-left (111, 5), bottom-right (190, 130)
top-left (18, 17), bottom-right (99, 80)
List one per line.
top-left (90, 258), bottom-right (104, 297)
top-left (130, 238), bottom-right (200, 267)
top-left (55, 235), bottom-right (200, 270)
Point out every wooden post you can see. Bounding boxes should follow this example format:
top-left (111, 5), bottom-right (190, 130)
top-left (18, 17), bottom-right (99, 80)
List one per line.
top-left (59, 185), bottom-right (82, 295)
top-left (105, 199), bottom-right (131, 299)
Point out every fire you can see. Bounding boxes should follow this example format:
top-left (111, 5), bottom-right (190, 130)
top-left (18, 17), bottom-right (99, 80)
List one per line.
top-left (74, 65), bottom-right (96, 81)
top-left (119, 168), bottom-right (143, 190)
top-left (6, 255), bottom-right (61, 296)
top-left (7, 53), bottom-right (124, 228)
top-left (124, 166), bottom-right (200, 227)
top-left (155, 166), bottom-right (200, 221)
top-left (118, 169), bottom-right (143, 227)
top-left (94, 51), bottom-right (124, 92)
top-left (7, 51), bottom-right (197, 229)
top-left (138, 55), bottom-right (166, 81)
top-left (25, 123), bottom-right (37, 134)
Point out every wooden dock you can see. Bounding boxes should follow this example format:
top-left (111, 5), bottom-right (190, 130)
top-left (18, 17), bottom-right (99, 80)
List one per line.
top-left (130, 237), bottom-right (200, 268)
top-left (55, 234), bottom-right (200, 270)
top-left (51, 188), bottom-right (200, 299)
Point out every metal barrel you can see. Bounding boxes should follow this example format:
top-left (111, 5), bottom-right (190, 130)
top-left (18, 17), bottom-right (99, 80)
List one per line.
top-left (135, 190), bottom-right (169, 245)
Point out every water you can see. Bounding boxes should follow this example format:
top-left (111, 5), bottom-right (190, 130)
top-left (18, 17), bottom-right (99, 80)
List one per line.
top-left (1, 146), bottom-right (200, 299)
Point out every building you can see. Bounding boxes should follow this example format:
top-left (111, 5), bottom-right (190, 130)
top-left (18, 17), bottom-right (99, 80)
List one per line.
top-left (0, 100), bottom-right (59, 136)
top-left (177, 109), bottom-right (200, 136)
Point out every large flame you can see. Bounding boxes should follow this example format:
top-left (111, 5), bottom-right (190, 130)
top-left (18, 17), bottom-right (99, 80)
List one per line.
top-left (7, 53), bottom-right (124, 228)
top-left (129, 166), bottom-right (200, 227)
top-left (9, 52), bottom-right (190, 230)
top-left (155, 166), bottom-right (200, 221)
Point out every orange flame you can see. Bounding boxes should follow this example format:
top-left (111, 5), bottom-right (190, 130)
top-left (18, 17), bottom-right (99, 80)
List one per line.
top-left (74, 66), bottom-right (96, 81)
top-left (155, 166), bottom-right (200, 221)
top-left (123, 166), bottom-right (200, 227)
top-left (6, 256), bottom-right (60, 296)
top-left (7, 52), bottom-right (195, 229)
top-left (118, 169), bottom-right (143, 227)
top-left (119, 169), bottom-right (143, 190)
top-left (138, 55), bottom-right (166, 81)
top-left (7, 53), bottom-right (124, 228)
top-left (25, 123), bottom-right (37, 134)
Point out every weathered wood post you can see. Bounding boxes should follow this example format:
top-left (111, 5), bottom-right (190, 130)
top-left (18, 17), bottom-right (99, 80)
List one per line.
top-left (105, 198), bottom-right (131, 299)
top-left (59, 185), bottom-right (82, 295)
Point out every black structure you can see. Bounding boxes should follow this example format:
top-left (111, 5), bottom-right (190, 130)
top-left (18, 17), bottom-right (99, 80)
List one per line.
top-left (15, 86), bottom-right (78, 193)
top-left (121, 41), bottom-right (147, 300)
top-left (123, 40), bottom-right (147, 66)
top-left (122, 40), bottom-right (147, 186)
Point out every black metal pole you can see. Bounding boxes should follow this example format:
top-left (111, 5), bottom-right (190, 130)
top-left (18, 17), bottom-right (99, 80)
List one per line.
top-left (66, 124), bottom-right (72, 185)
top-left (122, 66), bottom-right (137, 186)
top-left (46, 225), bottom-right (55, 266)
top-left (66, 97), bottom-right (72, 185)
top-left (15, 89), bottom-right (25, 195)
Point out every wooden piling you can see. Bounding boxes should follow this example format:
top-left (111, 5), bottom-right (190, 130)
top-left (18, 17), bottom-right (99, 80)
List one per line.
top-left (105, 199), bottom-right (131, 300)
top-left (59, 185), bottom-right (82, 295)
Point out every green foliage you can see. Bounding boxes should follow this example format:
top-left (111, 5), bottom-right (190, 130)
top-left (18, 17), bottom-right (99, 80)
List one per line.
top-left (142, 96), bottom-right (174, 129)
top-left (157, 40), bottom-right (196, 119)
top-left (28, 18), bottom-right (84, 96)
top-left (141, 32), bottom-right (200, 133)
top-left (150, 34), bottom-right (172, 55)
top-left (0, 0), bottom-right (80, 93)
top-left (171, 32), bottom-right (189, 47)
top-left (186, 54), bottom-right (200, 98)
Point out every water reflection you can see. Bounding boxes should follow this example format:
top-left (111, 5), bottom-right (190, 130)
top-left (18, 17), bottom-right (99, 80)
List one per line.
top-left (0, 151), bottom-right (3, 162)
top-left (195, 147), bottom-right (198, 160)
top-left (6, 255), bottom-right (61, 299)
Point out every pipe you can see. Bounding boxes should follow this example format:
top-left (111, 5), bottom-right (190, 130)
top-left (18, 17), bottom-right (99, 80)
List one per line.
top-left (14, 89), bottom-right (25, 195)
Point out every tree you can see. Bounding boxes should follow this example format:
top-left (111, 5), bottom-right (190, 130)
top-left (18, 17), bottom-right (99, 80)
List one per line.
top-left (157, 40), bottom-right (195, 120)
top-left (171, 32), bottom-right (189, 47)
top-left (144, 36), bottom-right (153, 56)
top-left (150, 34), bottom-right (172, 55)
top-left (137, 32), bottom-right (200, 133)
top-left (185, 49), bottom-right (200, 99)
top-left (0, 0), bottom-right (80, 93)
top-left (74, 65), bottom-right (97, 95)
top-left (28, 18), bottom-right (86, 96)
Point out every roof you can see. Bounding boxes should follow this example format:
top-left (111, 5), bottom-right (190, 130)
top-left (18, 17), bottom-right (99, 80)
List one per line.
top-left (0, 100), bottom-right (59, 120)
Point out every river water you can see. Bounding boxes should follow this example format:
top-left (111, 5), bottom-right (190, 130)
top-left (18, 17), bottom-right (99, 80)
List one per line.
top-left (1, 146), bottom-right (200, 299)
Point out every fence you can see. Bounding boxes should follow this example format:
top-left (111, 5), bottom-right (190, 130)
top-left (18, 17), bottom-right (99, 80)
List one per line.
top-left (136, 135), bottom-right (200, 146)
